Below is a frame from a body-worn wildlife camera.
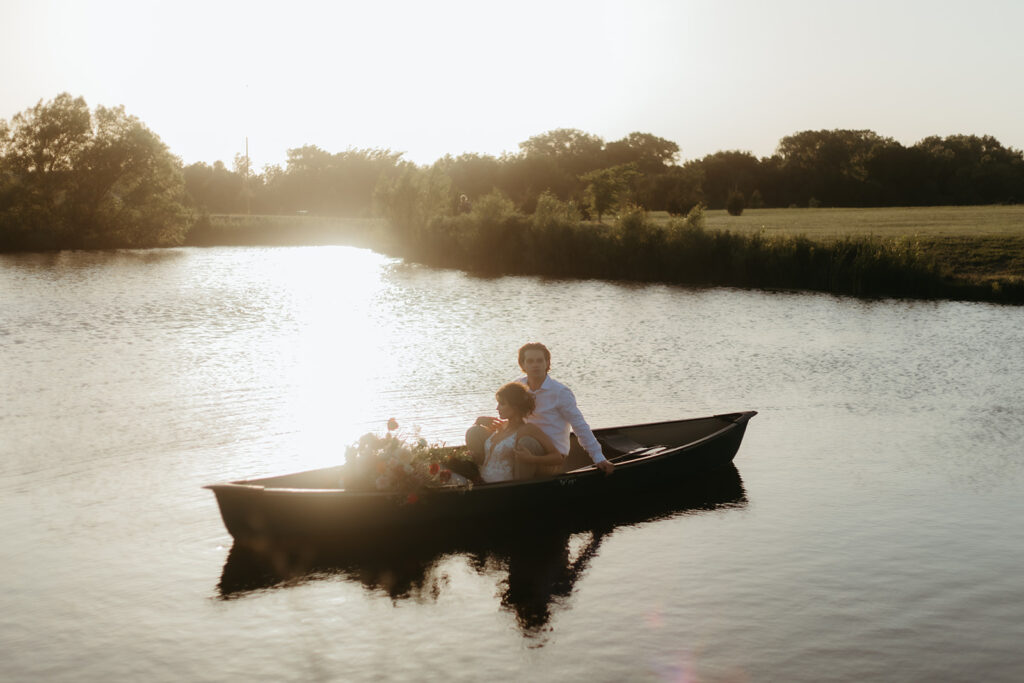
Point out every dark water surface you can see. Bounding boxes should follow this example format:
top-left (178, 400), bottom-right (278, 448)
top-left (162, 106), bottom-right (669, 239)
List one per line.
top-left (2, 246), bottom-right (1023, 682)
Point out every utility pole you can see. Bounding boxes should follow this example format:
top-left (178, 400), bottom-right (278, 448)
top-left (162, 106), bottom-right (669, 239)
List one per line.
top-left (245, 137), bottom-right (250, 215)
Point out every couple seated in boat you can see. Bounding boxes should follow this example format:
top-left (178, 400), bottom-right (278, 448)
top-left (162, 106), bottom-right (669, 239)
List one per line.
top-left (467, 382), bottom-right (564, 482)
top-left (463, 343), bottom-right (615, 484)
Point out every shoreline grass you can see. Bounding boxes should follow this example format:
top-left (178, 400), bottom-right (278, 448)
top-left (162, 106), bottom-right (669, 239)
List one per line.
top-left (183, 207), bottom-right (1024, 304)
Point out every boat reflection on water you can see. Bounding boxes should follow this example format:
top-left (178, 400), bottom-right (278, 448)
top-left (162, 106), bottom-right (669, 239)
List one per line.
top-left (217, 464), bottom-right (747, 638)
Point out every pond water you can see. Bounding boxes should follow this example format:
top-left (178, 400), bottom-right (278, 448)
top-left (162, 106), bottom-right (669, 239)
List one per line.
top-left (2, 246), bottom-right (1023, 682)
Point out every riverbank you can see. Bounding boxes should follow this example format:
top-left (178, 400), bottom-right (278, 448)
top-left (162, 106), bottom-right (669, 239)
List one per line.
top-left (211, 209), bottom-right (1022, 302)
top-left (184, 207), bottom-right (1023, 304)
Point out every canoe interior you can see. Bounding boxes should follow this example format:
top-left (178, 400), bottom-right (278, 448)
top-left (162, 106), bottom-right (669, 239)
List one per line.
top-left (245, 465), bottom-right (347, 490)
top-left (565, 411), bottom-right (752, 471)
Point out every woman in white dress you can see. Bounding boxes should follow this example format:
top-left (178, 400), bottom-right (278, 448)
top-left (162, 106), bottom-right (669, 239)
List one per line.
top-left (477, 382), bottom-right (564, 483)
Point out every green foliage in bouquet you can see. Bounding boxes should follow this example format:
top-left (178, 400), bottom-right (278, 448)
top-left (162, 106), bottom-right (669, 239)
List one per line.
top-left (340, 419), bottom-right (474, 501)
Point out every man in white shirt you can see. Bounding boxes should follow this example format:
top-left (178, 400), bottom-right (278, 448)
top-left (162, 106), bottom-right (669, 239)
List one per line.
top-left (468, 343), bottom-right (614, 475)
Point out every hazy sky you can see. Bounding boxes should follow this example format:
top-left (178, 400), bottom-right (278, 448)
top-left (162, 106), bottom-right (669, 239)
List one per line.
top-left (2, 0), bottom-right (1021, 171)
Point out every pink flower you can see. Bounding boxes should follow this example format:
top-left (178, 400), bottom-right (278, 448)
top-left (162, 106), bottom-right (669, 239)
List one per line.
top-left (387, 418), bottom-right (399, 432)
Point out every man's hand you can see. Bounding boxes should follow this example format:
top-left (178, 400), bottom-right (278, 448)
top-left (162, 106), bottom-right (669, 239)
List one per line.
top-left (595, 460), bottom-right (614, 476)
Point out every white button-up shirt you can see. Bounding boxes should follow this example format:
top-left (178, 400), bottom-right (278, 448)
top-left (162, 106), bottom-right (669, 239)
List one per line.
top-left (516, 375), bottom-right (606, 463)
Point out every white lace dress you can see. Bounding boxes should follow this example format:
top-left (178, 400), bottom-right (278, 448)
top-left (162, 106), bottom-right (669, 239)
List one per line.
top-left (480, 430), bottom-right (518, 483)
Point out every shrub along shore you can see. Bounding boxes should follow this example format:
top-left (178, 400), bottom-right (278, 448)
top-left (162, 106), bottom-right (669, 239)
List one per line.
top-left (187, 205), bottom-right (1024, 305)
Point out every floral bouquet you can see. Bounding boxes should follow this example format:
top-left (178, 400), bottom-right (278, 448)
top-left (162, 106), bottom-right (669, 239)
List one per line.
top-left (339, 419), bottom-right (474, 501)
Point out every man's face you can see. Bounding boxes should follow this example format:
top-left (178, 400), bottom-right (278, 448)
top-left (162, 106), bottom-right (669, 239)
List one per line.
top-left (521, 349), bottom-right (549, 379)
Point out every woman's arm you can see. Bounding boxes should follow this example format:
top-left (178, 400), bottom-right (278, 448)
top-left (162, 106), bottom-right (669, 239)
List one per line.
top-left (514, 424), bottom-right (565, 468)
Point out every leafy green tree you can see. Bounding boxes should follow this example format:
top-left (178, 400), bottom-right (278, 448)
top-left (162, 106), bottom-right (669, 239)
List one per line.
top-left (912, 134), bottom-right (1024, 204)
top-left (863, 142), bottom-right (936, 205)
top-left (532, 190), bottom-right (582, 232)
top-left (691, 150), bottom-right (762, 209)
top-left (183, 160), bottom-right (247, 214)
top-left (495, 129), bottom-right (600, 210)
top-left (776, 129), bottom-right (892, 206)
top-left (0, 94), bottom-right (92, 247)
top-left (0, 93), bottom-right (190, 250)
top-left (432, 153), bottom-right (502, 204)
top-left (581, 163), bottom-right (639, 222)
top-left (373, 162), bottom-right (452, 247)
top-left (498, 152), bottom-right (578, 211)
top-left (469, 189), bottom-right (517, 224)
top-left (519, 128), bottom-right (604, 165)
top-left (605, 132), bottom-right (679, 173)
top-left (267, 145), bottom-right (403, 216)
top-left (726, 189), bottom-right (745, 216)
top-left (656, 166), bottom-right (704, 215)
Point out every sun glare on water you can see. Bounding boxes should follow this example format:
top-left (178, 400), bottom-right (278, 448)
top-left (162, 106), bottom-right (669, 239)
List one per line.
top-left (251, 246), bottom-right (396, 471)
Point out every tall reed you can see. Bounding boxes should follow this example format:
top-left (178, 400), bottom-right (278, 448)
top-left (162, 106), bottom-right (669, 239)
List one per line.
top-left (392, 202), bottom-right (1023, 303)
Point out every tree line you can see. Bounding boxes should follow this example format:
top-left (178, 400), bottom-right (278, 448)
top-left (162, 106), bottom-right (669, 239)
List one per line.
top-left (186, 127), bottom-right (1024, 220)
top-left (2, 93), bottom-right (1023, 252)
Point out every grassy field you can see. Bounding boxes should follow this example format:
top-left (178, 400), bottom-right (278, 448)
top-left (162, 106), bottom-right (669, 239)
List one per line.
top-left (654, 205), bottom-right (1024, 238)
top-left (652, 205), bottom-right (1024, 284)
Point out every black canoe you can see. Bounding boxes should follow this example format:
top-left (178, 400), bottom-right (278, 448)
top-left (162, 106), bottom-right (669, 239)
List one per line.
top-left (217, 463), bottom-right (748, 601)
top-left (205, 410), bottom-right (756, 544)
